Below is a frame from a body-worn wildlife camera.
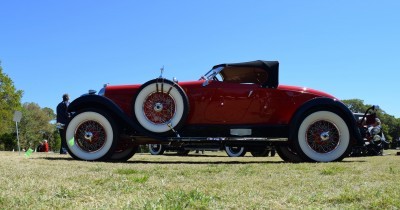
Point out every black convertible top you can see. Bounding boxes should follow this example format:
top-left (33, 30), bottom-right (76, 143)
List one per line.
top-left (212, 60), bottom-right (279, 88)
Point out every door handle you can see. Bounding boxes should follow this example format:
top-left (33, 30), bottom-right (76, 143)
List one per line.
top-left (248, 90), bottom-right (253, 97)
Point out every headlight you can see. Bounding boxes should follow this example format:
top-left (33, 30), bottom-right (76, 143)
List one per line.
top-left (371, 127), bottom-right (381, 135)
top-left (98, 84), bottom-right (108, 96)
top-left (98, 87), bottom-right (105, 96)
top-left (373, 135), bottom-right (381, 142)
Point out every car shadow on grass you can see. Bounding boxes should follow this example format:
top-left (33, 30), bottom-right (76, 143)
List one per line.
top-left (39, 156), bottom-right (367, 164)
top-left (39, 156), bottom-right (76, 161)
top-left (161, 154), bottom-right (222, 157)
top-left (122, 159), bottom-right (367, 165)
top-left (125, 160), bottom-right (283, 165)
top-left (40, 156), bottom-right (284, 164)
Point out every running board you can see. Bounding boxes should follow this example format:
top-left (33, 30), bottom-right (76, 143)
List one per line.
top-left (167, 137), bottom-right (288, 142)
top-left (127, 135), bottom-right (288, 144)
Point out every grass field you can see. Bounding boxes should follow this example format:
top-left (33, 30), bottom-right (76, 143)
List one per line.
top-left (1, 150), bottom-right (400, 209)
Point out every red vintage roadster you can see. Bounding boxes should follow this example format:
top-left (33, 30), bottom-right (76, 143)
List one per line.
top-left (64, 60), bottom-right (363, 162)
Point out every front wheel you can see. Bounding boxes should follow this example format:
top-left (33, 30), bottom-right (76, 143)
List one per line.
top-left (65, 109), bottom-right (119, 161)
top-left (275, 144), bottom-right (304, 162)
top-left (293, 110), bottom-right (351, 162)
top-left (250, 149), bottom-right (270, 157)
top-left (109, 138), bottom-right (138, 161)
top-left (225, 146), bottom-right (246, 157)
top-left (110, 146), bottom-right (138, 161)
top-left (176, 148), bottom-right (190, 156)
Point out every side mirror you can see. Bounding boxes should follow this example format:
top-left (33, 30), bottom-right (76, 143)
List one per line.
top-left (373, 105), bottom-right (380, 111)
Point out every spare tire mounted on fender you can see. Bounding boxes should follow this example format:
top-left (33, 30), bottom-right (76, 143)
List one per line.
top-left (133, 78), bottom-right (189, 135)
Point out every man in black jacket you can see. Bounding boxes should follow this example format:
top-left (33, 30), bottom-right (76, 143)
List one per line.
top-left (57, 94), bottom-right (70, 154)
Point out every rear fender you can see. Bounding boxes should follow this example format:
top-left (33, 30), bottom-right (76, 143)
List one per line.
top-left (289, 97), bottom-right (363, 146)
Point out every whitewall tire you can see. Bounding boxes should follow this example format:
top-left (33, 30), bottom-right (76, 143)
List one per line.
top-left (225, 146), bottom-right (246, 157)
top-left (148, 144), bottom-right (165, 155)
top-left (65, 110), bottom-right (118, 161)
top-left (295, 111), bottom-right (350, 162)
top-left (133, 79), bottom-right (189, 135)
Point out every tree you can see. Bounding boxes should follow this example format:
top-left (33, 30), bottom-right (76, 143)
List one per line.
top-left (18, 103), bottom-right (55, 151)
top-left (342, 98), bottom-right (400, 146)
top-left (0, 133), bottom-right (16, 151)
top-left (43, 107), bottom-right (56, 120)
top-left (0, 62), bottom-right (23, 150)
top-left (0, 63), bottom-right (23, 134)
top-left (341, 99), bottom-right (369, 113)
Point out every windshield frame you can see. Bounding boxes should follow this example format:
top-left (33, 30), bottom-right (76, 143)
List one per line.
top-left (200, 66), bottom-right (224, 86)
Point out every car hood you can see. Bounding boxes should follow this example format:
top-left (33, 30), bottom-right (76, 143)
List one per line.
top-left (278, 84), bottom-right (338, 99)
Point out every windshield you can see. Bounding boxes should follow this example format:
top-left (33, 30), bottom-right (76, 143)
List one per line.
top-left (200, 66), bottom-right (224, 81)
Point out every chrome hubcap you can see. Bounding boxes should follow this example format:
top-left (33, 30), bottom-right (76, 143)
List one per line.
top-left (154, 103), bottom-right (163, 112)
top-left (320, 131), bottom-right (330, 141)
top-left (84, 131), bottom-right (93, 141)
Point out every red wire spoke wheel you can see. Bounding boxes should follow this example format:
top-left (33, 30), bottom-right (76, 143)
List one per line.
top-left (65, 109), bottom-right (118, 161)
top-left (295, 110), bottom-right (350, 162)
top-left (305, 120), bottom-right (340, 154)
top-left (133, 79), bottom-right (189, 135)
top-left (74, 120), bottom-right (107, 152)
top-left (143, 92), bottom-right (176, 124)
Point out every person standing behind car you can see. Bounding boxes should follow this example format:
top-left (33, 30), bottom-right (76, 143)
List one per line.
top-left (43, 140), bottom-right (49, 152)
top-left (57, 94), bottom-right (70, 154)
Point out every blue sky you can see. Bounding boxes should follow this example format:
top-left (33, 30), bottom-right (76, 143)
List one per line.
top-left (1, 1), bottom-right (399, 118)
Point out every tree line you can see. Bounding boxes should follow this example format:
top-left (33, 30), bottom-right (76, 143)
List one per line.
top-left (0, 64), bottom-right (60, 151)
top-left (341, 99), bottom-right (400, 146)
top-left (0, 64), bottom-right (399, 151)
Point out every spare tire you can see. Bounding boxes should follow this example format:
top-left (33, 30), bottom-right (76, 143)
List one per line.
top-left (133, 79), bottom-right (189, 136)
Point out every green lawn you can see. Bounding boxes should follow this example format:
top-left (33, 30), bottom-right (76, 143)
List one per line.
top-left (1, 150), bottom-right (400, 209)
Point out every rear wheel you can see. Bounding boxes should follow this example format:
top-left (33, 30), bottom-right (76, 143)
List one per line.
top-left (293, 110), bottom-right (351, 162)
top-left (133, 79), bottom-right (189, 136)
top-left (225, 146), bottom-right (246, 157)
top-left (148, 144), bottom-right (165, 155)
top-left (65, 109), bottom-right (118, 161)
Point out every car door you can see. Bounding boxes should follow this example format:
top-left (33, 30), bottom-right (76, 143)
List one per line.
top-left (204, 81), bottom-right (259, 123)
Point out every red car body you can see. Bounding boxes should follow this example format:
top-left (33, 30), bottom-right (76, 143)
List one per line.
top-left (105, 81), bottom-right (336, 126)
top-left (65, 60), bottom-right (363, 162)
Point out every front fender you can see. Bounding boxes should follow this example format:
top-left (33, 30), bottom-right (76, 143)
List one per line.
top-left (289, 97), bottom-right (363, 146)
top-left (68, 94), bottom-right (164, 140)
top-left (69, 94), bottom-right (122, 114)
